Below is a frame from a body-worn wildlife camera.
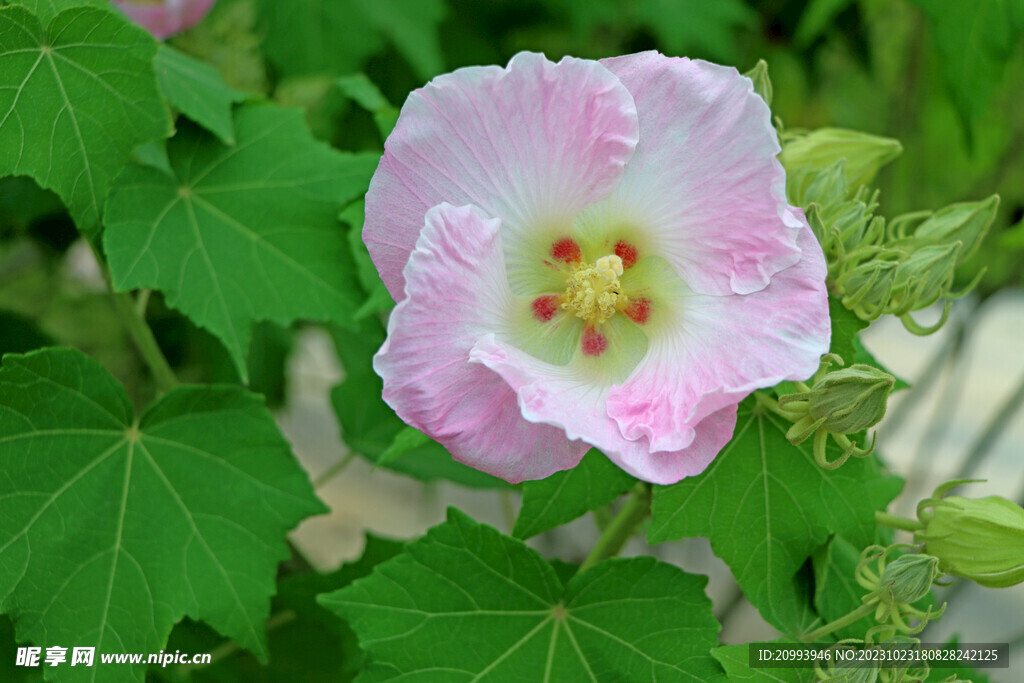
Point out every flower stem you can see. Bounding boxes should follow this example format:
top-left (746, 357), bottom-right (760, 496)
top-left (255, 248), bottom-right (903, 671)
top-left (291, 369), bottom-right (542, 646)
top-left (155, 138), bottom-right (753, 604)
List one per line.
top-left (578, 483), bottom-right (651, 573)
top-left (875, 510), bottom-right (924, 532)
top-left (801, 602), bottom-right (876, 642)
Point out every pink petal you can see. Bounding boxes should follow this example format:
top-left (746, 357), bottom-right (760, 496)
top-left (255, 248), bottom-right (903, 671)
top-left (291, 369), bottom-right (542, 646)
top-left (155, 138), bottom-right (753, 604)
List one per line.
top-left (365, 52), bottom-right (639, 300)
top-left (374, 203), bottom-right (588, 483)
top-left (605, 217), bottom-right (830, 455)
top-left (470, 336), bottom-right (738, 484)
top-left (595, 51), bottom-right (802, 296)
top-left (112, 0), bottom-right (216, 40)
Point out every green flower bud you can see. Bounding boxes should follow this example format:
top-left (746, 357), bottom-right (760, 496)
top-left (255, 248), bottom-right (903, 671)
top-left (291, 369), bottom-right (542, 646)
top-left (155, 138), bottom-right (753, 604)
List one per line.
top-left (915, 495), bottom-right (1024, 588)
top-left (890, 243), bottom-right (960, 313)
top-left (878, 553), bottom-right (940, 605)
top-left (806, 365), bottom-right (895, 434)
top-left (742, 59), bottom-right (772, 107)
top-left (837, 259), bottom-right (899, 318)
top-left (789, 159), bottom-right (848, 212)
top-left (805, 182), bottom-right (882, 255)
top-left (906, 196), bottom-right (999, 264)
top-left (836, 206), bottom-right (884, 256)
top-left (780, 128), bottom-right (902, 196)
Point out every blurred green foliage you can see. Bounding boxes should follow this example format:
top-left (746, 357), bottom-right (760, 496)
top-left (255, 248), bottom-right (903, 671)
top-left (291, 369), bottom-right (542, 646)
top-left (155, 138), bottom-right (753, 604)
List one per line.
top-left (2, 0), bottom-right (1022, 400)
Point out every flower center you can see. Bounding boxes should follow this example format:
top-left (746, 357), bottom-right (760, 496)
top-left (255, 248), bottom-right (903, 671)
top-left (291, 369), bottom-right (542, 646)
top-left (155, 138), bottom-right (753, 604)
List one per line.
top-left (561, 254), bottom-right (627, 325)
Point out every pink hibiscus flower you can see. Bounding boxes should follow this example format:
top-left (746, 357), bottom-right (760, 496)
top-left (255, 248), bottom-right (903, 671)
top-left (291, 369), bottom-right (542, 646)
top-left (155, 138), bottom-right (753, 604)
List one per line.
top-left (112, 0), bottom-right (215, 40)
top-left (365, 52), bottom-right (831, 485)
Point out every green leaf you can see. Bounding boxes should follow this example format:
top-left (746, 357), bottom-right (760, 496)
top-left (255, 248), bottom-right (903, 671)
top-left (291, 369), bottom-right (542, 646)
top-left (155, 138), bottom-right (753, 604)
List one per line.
top-left (794, 0), bottom-right (855, 47)
top-left (336, 74), bottom-right (398, 141)
top-left (829, 296), bottom-right (869, 365)
top-left (103, 104), bottom-right (379, 380)
top-left (0, 348), bottom-right (326, 682)
top-left (712, 643), bottom-right (813, 682)
top-left (648, 398), bottom-right (903, 635)
top-left (329, 357), bottom-right (511, 489)
top-left (160, 534), bottom-right (404, 683)
top-left (320, 508), bottom-right (723, 682)
top-left (913, 0), bottom-right (1024, 139)
top-left (258, 0), bottom-right (381, 78)
top-left (335, 73), bottom-right (391, 114)
top-left (268, 534), bottom-right (405, 682)
top-left (376, 425), bottom-right (430, 466)
top-left (811, 535), bottom-right (875, 640)
top-left (355, 0), bottom-right (447, 80)
top-left (0, 615), bottom-right (43, 683)
top-left (329, 319), bottom-right (510, 489)
top-left (130, 138), bottom-right (174, 175)
top-left (0, 5), bottom-right (172, 236)
top-left (0, 309), bottom-right (53, 356)
top-left (0, 176), bottom-right (65, 232)
top-left (340, 199), bottom-right (395, 319)
top-left (513, 449), bottom-right (635, 539)
top-left (154, 44), bottom-right (249, 145)
top-left (631, 0), bottom-right (754, 63)
top-left (7, 0), bottom-right (105, 25)
top-left (258, 0), bottom-right (446, 81)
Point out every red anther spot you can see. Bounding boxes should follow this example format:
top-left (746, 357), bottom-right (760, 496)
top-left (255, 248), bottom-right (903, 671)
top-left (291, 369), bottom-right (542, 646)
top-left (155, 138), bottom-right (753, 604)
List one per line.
top-left (614, 240), bottom-right (638, 269)
top-left (531, 295), bottom-right (559, 322)
top-left (581, 327), bottom-right (608, 356)
top-left (552, 238), bottom-right (582, 263)
top-left (624, 297), bottom-right (651, 324)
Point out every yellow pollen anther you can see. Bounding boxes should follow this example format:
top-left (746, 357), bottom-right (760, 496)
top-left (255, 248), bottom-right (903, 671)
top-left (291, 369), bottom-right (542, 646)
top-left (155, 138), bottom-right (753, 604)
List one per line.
top-left (561, 254), bottom-right (627, 324)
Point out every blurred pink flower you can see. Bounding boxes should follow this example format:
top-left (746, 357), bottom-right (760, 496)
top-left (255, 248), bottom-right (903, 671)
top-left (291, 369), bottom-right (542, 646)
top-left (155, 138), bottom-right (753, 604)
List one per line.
top-left (112, 0), bottom-right (215, 40)
top-left (365, 52), bottom-right (831, 484)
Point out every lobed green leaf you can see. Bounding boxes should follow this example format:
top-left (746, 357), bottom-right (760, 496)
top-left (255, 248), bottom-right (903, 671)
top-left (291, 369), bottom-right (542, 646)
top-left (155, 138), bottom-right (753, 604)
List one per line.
top-left (0, 4), bottom-right (171, 237)
top-left (513, 450), bottom-right (635, 540)
top-left (0, 348), bottom-right (326, 682)
top-left (712, 643), bottom-right (813, 682)
top-left (154, 44), bottom-right (249, 146)
top-left (320, 508), bottom-right (724, 682)
top-left (648, 398), bottom-right (903, 635)
top-left (103, 104), bottom-right (379, 380)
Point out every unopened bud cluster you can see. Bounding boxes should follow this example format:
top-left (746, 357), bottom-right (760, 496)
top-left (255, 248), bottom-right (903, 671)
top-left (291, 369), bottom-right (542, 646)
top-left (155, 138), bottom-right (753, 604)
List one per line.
top-left (778, 355), bottom-right (893, 469)
top-left (815, 638), bottom-right (933, 683)
top-left (855, 545), bottom-right (945, 636)
top-left (781, 130), bottom-right (997, 336)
